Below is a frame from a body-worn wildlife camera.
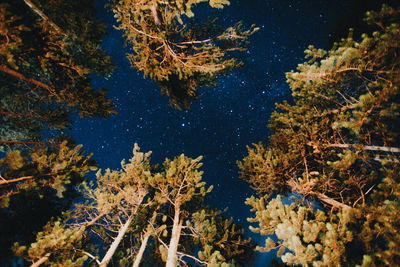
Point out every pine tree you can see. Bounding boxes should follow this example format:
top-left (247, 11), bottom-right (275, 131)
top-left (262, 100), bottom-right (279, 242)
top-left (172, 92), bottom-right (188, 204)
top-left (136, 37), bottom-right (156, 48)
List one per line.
top-left (239, 5), bottom-right (400, 266)
top-left (111, 0), bottom-right (258, 109)
top-left (0, 140), bottom-right (96, 266)
top-left (20, 145), bottom-right (254, 266)
top-left (149, 154), bottom-right (212, 266)
top-left (0, 0), bottom-right (115, 151)
top-left (0, 1), bottom-right (115, 264)
top-left (189, 208), bottom-right (255, 266)
top-left (0, 140), bottom-right (96, 206)
top-left (18, 144), bottom-right (153, 266)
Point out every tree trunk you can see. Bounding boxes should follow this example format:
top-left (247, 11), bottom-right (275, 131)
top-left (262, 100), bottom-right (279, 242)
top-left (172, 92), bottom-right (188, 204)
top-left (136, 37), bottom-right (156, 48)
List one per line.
top-left (99, 215), bottom-right (133, 267)
top-left (132, 234), bottom-right (150, 267)
top-left (132, 209), bottom-right (158, 267)
top-left (166, 205), bottom-right (183, 267)
top-left (30, 253), bottom-right (50, 267)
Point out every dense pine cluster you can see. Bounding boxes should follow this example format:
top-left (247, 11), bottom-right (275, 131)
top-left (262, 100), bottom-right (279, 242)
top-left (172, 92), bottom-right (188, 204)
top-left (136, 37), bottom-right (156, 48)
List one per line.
top-left (240, 5), bottom-right (400, 266)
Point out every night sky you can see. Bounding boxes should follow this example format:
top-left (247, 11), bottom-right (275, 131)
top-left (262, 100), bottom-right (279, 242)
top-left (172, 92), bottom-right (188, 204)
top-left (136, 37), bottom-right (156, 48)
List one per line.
top-left (69, 0), bottom-right (374, 264)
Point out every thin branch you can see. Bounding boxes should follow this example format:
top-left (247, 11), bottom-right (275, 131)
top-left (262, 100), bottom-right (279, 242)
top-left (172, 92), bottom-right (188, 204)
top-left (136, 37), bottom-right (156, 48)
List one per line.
top-left (0, 64), bottom-right (58, 97)
top-left (177, 251), bottom-right (207, 266)
top-left (0, 175), bottom-right (35, 186)
top-left (353, 184), bottom-right (376, 207)
top-left (324, 143), bottom-right (400, 153)
top-left (0, 109), bottom-right (44, 120)
top-left (315, 192), bottom-right (351, 209)
top-left (79, 250), bottom-right (101, 265)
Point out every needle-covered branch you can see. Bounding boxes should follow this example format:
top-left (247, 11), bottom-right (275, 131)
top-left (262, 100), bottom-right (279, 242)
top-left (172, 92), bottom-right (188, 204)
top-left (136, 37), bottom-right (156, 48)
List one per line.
top-left (111, 0), bottom-right (258, 109)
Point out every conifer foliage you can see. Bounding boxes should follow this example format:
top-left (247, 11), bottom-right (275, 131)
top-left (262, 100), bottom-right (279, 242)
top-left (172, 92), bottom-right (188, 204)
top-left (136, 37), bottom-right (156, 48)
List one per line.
top-left (20, 144), bottom-right (254, 266)
top-left (0, 0), bottom-right (115, 264)
top-left (239, 5), bottom-right (400, 266)
top-left (111, 0), bottom-right (258, 109)
top-left (0, 0), bottom-right (115, 151)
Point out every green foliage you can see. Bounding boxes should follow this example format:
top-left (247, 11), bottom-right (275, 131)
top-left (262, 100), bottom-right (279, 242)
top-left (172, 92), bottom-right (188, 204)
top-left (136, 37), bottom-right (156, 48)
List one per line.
top-left (0, 140), bottom-right (95, 265)
top-left (111, 0), bottom-right (258, 109)
top-left (190, 208), bottom-right (255, 265)
top-left (240, 5), bottom-right (400, 266)
top-left (150, 154), bottom-right (212, 205)
top-left (19, 144), bottom-right (153, 266)
top-left (17, 220), bottom-right (88, 267)
top-left (0, 0), bottom-right (115, 152)
top-left (0, 140), bottom-right (96, 207)
top-left (0, 2), bottom-right (114, 263)
top-left (21, 144), bottom-right (253, 266)
top-left (247, 196), bottom-right (354, 266)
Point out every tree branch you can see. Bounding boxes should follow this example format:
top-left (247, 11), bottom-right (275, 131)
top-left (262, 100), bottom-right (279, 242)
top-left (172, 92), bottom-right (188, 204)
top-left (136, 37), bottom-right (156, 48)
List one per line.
top-left (0, 175), bottom-right (35, 186)
top-left (79, 250), bottom-right (100, 265)
top-left (324, 143), bottom-right (400, 153)
top-left (0, 65), bottom-right (58, 97)
top-left (23, 0), bottom-right (63, 34)
top-left (30, 253), bottom-right (50, 267)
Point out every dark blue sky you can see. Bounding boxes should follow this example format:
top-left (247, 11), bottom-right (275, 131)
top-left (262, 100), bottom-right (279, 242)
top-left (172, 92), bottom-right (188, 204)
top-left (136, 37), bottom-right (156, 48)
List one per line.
top-left (69, 0), bottom-right (365, 264)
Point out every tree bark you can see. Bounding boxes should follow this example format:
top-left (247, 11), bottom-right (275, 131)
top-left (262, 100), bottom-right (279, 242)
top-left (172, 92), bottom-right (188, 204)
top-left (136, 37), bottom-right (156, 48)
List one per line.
top-left (30, 253), bottom-right (50, 267)
top-left (99, 215), bottom-right (133, 267)
top-left (166, 205), bottom-right (183, 267)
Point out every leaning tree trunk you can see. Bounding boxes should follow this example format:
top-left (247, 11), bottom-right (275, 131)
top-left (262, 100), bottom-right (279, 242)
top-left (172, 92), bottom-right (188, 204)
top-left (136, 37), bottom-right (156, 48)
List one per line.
top-left (132, 234), bottom-right (150, 267)
top-left (132, 209), bottom-right (158, 267)
top-left (166, 205), bottom-right (183, 267)
top-left (99, 215), bottom-right (133, 267)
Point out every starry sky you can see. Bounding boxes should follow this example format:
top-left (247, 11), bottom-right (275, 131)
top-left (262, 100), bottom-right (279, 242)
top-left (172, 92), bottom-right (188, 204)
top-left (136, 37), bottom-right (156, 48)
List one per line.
top-left (69, 0), bottom-right (383, 264)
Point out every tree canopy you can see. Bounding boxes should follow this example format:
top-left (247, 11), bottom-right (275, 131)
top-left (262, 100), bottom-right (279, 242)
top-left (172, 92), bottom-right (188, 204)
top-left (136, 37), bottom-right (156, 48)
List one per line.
top-left (3, 1), bottom-right (400, 266)
top-left (111, 0), bottom-right (258, 109)
top-left (239, 5), bottom-right (400, 266)
top-left (0, 0), bottom-right (115, 151)
top-left (0, 0), bottom-right (115, 264)
top-left (19, 144), bottom-right (254, 266)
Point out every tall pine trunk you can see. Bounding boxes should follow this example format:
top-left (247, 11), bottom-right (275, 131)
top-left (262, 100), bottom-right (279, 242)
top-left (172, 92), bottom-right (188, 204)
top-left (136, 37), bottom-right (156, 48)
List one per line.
top-left (99, 215), bottom-right (133, 267)
top-left (132, 209), bottom-right (158, 267)
top-left (166, 205), bottom-right (183, 267)
top-left (132, 234), bottom-right (149, 267)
